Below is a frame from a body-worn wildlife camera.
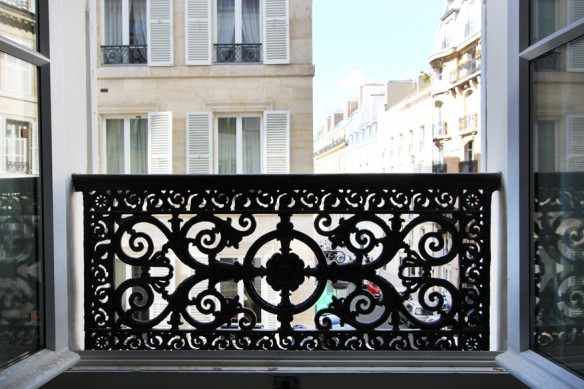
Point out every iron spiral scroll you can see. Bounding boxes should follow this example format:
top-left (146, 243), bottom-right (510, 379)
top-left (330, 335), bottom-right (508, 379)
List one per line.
top-left (73, 173), bottom-right (501, 351)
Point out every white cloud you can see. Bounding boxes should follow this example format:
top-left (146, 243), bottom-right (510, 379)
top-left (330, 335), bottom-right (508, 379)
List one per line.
top-left (337, 69), bottom-right (375, 88)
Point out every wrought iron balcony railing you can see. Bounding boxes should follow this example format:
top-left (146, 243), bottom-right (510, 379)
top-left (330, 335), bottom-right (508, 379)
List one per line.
top-left (459, 160), bottom-right (478, 173)
top-left (101, 45), bottom-right (147, 65)
top-left (432, 122), bottom-right (448, 139)
top-left (459, 113), bottom-right (478, 133)
top-left (73, 173), bottom-right (500, 351)
top-left (432, 164), bottom-right (447, 173)
top-left (215, 44), bottom-right (261, 63)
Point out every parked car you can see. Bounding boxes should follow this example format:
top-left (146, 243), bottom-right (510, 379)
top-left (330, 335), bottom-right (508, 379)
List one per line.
top-left (362, 280), bottom-right (382, 299)
top-left (403, 299), bottom-right (438, 327)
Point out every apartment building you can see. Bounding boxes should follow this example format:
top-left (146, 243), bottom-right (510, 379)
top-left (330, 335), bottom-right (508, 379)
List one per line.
top-left (429, 0), bottom-right (481, 173)
top-left (96, 0), bottom-right (314, 175)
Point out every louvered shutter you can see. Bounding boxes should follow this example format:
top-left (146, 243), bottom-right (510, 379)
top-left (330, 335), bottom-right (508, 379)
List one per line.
top-left (262, 253), bottom-right (279, 329)
top-left (568, 0), bottom-right (584, 71)
top-left (148, 0), bottom-right (174, 66)
top-left (0, 118), bottom-right (5, 173)
top-left (30, 123), bottom-right (38, 175)
top-left (185, 0), bottom-right (211, 65)
top-left (186, 112), bottom-right (212, 173)
top-left (264, 111), bottom-right (289, 173)
top-left (566, 116), bottom-right (584, 171)
top-left (263, 0), bottom-right (289, 64)
top-left (148, 112), bottom-right (172, 173)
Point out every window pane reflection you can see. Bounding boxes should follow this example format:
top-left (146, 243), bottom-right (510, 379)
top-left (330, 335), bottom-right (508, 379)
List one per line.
top-left (530, 36), bottom-right (584, 378)
top-left (530, 0), bottom-right (584, 44)
top-left (0, 51), bottom-right (42, 368)
top-left (0, 0), bottom-right (37, 51)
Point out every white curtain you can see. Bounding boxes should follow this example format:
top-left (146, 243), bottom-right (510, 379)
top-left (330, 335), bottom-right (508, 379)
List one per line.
top-left (106, 119), bottom-right (124, 173)
top-left (218, 118), bottom-right (236, 173)
top-left (242, 117), bottom-right (260, 173)
top-left (104, 0), bottom-right (123, 45)
top-left (217, 0), bottom-right (235, 44)
top-left (129, 0), bottom-right (147, 45)
top-left (130, 118), bottom-right (148, 173)
top-left (242, 0), bottom-right (260, 44)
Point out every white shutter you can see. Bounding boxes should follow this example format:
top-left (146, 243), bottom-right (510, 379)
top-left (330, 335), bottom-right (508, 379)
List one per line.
top-left (31, 123), bottom-right (38, 175)
top-left (568, 0), bottom-right (584, 71)
top-left (186, 112), bottom-right (212, 173)
top-left (566, 116), bottom-right (584, 171)
top-left (0, 118), bottom-right (5, 173)
top-left (148, 112), bottom-right (172, 173)
top-left (148, 0), bottom-right (174, 66)
top-left (264, 111), bottom-right (289, 173)
top-left (263, 0), bottom-right (289, 64)
top-left (185, 0), bottom-right (211, 65)
top-left (261, 253), bottom-right (279, 329)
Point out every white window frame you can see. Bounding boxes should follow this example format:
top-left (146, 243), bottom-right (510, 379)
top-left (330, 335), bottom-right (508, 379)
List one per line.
top-left (102, 116), bottom-right (148, 174)
top-left (489, 2), bottom-right (584, 388)
top-left (214, 114), bottom-right (263, 174)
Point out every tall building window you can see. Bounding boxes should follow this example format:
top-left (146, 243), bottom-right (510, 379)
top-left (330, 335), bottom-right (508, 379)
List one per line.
top-left (216, 0), bottom-right (261, 62)
top-left (217, 116), bottom-right (261, 174)
top-left (105, 117), bottom-right (148, 174)
top-left (102, 0), bottom-right (147, 64)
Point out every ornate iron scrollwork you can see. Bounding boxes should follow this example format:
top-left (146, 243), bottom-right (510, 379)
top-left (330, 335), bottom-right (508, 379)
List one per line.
top-left (73, 173), bottom-right (500, 351)
top-left (533, 172), bottom-right (584, 351)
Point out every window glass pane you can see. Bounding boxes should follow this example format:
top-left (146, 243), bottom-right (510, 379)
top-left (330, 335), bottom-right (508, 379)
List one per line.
top-left (217, 0), bottom-right (235, 44)
top-left (129, 0), bottom-right (146, 46)
top-left (129, 118), bottom-right (147, 174)
top-left (0, 51), bottom-right (42, 368)
top-left (0, 0), bottom-right (37, 51)
top-left (218, 117), bottom-right (236, 174)
top-left (530, 36), bottom-right (584, 379)
top-left (242, 117), bottom-right (260, 174)
top-left (106, 119), bottom-right (124, 174)
top-left (103, 0), bottom-right (123, 45)
top-left (530, 0), bottom-right (584, 44)
top-left (242, 0), bottom-right (260, 44)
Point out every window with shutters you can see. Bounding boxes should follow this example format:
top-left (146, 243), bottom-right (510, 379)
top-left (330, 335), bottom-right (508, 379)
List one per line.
top-left (103, 112), bottom-right (172, 174)
top-left (186, 111), bottom-right (288, 174)
top-left (101, 0), bottom-right (148, 65)
top-left (186, 0), bottom-right (289, 65)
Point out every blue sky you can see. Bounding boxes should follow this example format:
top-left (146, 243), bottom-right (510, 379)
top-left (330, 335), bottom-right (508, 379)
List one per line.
top-left (313, 0), bottom-right (446, 128)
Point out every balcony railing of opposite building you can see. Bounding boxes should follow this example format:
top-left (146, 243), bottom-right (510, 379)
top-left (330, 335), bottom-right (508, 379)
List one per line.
top-left (432, 163), bottom-right (447, 173)
top-left (433, 122), bottom-right (448, 139)
top-left (459, 160), bottom-right (478, 173)
top-left (73, 173), bottom-right (501, 352)
top-left (314, 137), bottom-right (348, 157)
top-left (459, 113), bottom-right (478, 133)
top-left (215, 44), bottom-right (261, 63)
top-left (451, 58), bottom-right (481, 83)
top-left (101, 45), bottom-right (147, 65)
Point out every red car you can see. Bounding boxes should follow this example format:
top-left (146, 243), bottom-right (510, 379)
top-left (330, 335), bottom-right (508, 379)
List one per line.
top-left (362, 280), bottom-right (382, 299)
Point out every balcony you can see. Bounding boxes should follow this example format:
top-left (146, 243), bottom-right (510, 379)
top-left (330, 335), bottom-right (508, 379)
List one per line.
top-left (459, 160), bottom-right (478, 173)
top-left (451, 58), bottom-right (481, 84)
top-left (432, 122), bottom-right (448, 140)
top-left (101, 45), bottom-right (147, 65)
top-left (215, 44), bottom-right (261, 63)
top-left (432, 164), bottom-right (447, 173)
top-left (459, 114), bottom-right (478, 134)
top-left (314, 137), bottom-right (348, 158)
top-left (72, 173), bottom-right (500, 352)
